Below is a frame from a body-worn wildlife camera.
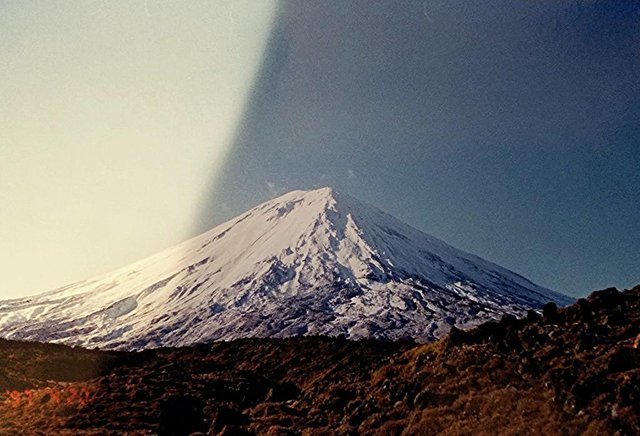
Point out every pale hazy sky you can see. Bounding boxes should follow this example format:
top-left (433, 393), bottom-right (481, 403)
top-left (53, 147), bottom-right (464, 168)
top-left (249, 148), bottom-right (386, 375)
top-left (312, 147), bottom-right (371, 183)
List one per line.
top-left (1, 1), bottom-right (276, 298)
top-left (2, 1), bottom-right (639, 299)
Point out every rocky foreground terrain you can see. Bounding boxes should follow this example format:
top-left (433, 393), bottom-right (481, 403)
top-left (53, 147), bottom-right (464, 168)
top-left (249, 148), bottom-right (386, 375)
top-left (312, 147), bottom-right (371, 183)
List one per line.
top-left (0, 286), bottom-right (638, 435)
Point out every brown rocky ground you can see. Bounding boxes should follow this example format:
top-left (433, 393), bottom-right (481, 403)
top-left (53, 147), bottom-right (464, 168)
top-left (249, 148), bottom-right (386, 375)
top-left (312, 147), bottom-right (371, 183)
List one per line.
top-left (0, 285), bottom-right (638, 435)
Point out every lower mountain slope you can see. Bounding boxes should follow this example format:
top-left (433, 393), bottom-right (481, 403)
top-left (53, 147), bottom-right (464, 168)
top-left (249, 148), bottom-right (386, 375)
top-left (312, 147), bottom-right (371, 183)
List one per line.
top-left (0, 285), bottom-right (637, 435)
top-left (0, 188), bottom-right (571, 350)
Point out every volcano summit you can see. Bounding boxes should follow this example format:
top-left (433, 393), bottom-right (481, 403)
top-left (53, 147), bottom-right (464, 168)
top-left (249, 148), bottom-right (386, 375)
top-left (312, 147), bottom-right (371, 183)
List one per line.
top-left (0, 188), bottom-right (571, 349)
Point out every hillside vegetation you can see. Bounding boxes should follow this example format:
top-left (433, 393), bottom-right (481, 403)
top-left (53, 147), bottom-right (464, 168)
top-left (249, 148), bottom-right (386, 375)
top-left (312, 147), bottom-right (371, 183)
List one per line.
top-left (0, 286), bottom-right (638, 435)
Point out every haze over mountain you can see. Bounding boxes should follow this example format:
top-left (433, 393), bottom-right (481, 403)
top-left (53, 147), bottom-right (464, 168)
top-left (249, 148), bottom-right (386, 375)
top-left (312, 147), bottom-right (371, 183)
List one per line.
top-left (0, 188), bottom-right (571, 350)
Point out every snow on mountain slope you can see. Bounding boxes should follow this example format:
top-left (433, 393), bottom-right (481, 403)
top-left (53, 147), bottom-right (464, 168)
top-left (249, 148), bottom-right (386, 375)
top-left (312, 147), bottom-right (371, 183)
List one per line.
top-left (0, 187), bottom-right (572, 349)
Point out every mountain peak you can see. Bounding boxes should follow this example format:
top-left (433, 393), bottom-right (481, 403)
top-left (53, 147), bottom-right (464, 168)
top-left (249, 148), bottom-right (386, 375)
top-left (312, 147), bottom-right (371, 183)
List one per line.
top-left (308, 186), bottom-right (335, 196)
top-left (267, 186), bottom-right (340, 208)
top-left (0, 189), bottom-right (572, 350)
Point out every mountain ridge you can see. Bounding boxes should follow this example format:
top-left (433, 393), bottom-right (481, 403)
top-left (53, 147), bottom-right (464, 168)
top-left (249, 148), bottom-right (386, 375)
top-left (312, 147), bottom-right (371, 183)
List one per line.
top-left (0, 187), bottom-right (572, 349)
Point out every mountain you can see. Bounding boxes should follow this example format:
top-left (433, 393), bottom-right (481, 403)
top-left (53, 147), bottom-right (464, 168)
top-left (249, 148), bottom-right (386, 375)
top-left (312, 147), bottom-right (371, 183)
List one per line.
top-left (0, 187), bottom-right (571, 349)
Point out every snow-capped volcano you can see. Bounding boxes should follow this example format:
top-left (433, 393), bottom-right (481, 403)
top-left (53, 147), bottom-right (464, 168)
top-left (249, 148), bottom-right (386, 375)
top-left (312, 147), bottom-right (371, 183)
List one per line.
top-left (0, 187), bottom-right (572, 349)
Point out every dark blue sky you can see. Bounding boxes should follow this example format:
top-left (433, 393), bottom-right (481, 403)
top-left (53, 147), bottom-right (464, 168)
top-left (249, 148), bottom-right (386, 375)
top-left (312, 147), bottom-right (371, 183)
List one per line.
top-left (198, 0), bottom-right (640, 297)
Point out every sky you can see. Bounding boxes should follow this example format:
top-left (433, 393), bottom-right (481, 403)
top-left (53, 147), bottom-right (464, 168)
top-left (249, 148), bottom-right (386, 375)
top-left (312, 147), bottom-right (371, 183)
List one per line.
top-left (1, 0), bottom-right (277, 298)
top-left (2, 0), bottom-right (640, 299)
